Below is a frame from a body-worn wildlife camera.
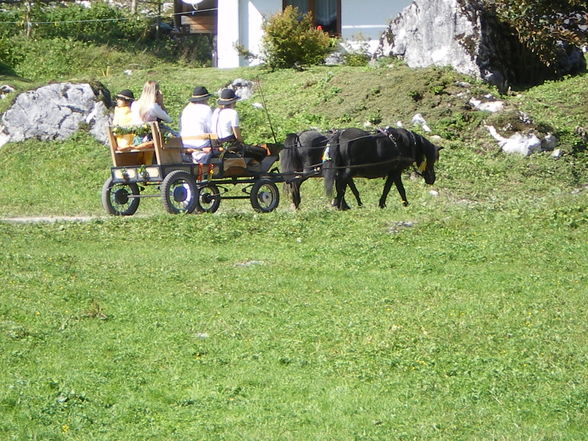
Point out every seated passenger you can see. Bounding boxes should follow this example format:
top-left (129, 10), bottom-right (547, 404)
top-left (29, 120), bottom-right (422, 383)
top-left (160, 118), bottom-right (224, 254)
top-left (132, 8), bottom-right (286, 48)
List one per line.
top-left (211, 88), bottom-right (242, 146)
top-left (113, 89), bottom-right (134, 127)
top-left (211, 88), bottom-right (268, 163)
top-left (112, 89), bottom-right (135, 150)
top-left (129, 81), bottom-right (177, 166)
top-left (131, 80), bottom-right (173, 126)
top-left (179, 86), bottom-right (215, 164)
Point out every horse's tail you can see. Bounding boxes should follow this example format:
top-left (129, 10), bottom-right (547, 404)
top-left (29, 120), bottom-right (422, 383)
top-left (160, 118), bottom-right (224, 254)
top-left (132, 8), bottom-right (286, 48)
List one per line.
top-left (323, 131), bottom-right (339, 198)
top-left (323, 160), bottom-right (335, 198)
top-left (280, 133), bottom-right (301, 205)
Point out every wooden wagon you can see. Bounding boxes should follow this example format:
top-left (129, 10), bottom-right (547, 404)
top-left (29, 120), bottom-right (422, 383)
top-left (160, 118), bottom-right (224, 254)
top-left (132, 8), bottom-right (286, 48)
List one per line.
top-left (102, 122), bottom-right (284, 215)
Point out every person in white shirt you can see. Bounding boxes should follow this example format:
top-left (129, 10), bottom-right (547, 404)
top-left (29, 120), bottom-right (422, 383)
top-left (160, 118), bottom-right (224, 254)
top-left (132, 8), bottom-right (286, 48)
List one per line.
top-left (179, 86), bottom-right (214, 164)
top-left (211, 88), bottom-right (267, 163)
top-left (131, 80), bottom-right (173, 125)
top-left (211, 88), bottom-right (242, 144)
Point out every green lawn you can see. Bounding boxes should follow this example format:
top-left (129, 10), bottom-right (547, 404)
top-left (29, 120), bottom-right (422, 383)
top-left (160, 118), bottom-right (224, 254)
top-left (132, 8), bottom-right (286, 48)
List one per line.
top-left (1, 184), bottom-right (587, 440)
top-left (1, 62), bottom-right (587, 440)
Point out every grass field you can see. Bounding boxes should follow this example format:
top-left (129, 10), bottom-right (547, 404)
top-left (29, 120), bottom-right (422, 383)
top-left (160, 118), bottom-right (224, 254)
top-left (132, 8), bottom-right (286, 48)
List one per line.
top-left (1, 57), bottom-right (587, 440)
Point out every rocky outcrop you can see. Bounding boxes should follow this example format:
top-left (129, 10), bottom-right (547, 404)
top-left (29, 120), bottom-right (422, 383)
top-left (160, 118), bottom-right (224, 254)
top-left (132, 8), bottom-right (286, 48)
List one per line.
top-left (377, 0), bottom-right (586, 92)
top-left (0, 82), bottom-right (112, 148)
top-left (223, 78), bottom-right (254, 100)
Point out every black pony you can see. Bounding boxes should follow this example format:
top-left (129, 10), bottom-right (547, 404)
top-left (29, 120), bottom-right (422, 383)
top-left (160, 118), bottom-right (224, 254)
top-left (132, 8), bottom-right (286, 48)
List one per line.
top-left (280, 130), bottom-right (362, 209)
top-left (324, 127), bottom-right (442, 210)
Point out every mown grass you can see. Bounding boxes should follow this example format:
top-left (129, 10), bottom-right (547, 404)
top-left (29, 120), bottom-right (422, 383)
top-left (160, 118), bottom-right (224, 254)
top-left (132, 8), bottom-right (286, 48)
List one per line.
top-left (1, 196), bottom-right (586, 440)
top-left (1, 57), bottom-right (587, 440)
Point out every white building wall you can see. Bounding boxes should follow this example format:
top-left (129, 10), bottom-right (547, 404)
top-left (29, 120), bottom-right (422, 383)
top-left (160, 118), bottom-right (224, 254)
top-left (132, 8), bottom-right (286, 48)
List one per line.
top-left (243, 0), bottom-right (279, 66)
top-left (217, 0), bottom-right (279, 68)
top-left (341, 0), bottom-right (409, 53)
top-left (217, 0), bottom-right (242, 68)
top-left (217, 0), bottom-right (410, 68)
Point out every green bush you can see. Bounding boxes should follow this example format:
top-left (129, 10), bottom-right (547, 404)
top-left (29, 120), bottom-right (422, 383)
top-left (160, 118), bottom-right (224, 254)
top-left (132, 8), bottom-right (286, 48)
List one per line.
top-left (169, 34), bottom-right (213, 67)
top-left (7, 36), bottom-right (97, 79)
top-left (342, 52), bottom-right (370, 67)
top-left (0, 2), bottom-right (212, 77)
top-left (5, 36), bottom-right (162, 80)
top-left (486, 0), bottom-right (587, 66)
top-left (261, 6), bottom-right (333, 69)
top-left (0, 7), bottom-right (20, 71)
top-left (27, 2), bottom-right (149, 45)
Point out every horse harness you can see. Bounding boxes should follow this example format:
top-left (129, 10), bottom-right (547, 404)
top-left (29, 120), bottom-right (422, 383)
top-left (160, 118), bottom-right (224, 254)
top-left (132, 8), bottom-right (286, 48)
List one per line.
top-left (373, 128), bottom-right (427, 175)
top-left (286, 129), bottom-right (427, 176)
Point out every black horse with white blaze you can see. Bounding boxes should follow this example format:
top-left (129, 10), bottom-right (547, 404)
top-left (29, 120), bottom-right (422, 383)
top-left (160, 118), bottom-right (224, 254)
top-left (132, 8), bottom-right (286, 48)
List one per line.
top-left (280, 129), bottom-right (362, 209)
top-left (323, 127), bottom-right (442, 210)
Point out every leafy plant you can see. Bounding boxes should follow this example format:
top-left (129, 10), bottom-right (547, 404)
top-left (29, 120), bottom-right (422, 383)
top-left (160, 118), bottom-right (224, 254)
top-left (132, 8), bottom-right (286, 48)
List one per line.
top-left (261, 6), bottom-right (333, 70)
top-left (341, 34), bottom-right (371, 67)
top-left (111, 124), bottom-right (152, 137)
top-left (485, 0), bottom-right (588, 68)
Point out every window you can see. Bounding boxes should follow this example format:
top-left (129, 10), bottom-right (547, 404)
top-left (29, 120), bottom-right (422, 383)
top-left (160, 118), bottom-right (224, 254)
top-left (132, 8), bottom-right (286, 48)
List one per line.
top-left (283, 0), bottom-right (341, 35)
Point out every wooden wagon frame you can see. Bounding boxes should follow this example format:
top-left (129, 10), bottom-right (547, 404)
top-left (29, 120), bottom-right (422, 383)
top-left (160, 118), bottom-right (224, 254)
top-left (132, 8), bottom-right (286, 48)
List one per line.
top-left (102, 122), bottom-right (284, 215)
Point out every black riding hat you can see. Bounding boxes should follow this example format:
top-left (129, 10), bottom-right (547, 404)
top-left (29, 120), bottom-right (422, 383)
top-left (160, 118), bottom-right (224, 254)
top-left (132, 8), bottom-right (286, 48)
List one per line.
top-left (189, 86), bottom-right (211, 103)
top-left (116, 89), bottom-right (134, 101)
top-left (217, 88), bottom-right (239, 105)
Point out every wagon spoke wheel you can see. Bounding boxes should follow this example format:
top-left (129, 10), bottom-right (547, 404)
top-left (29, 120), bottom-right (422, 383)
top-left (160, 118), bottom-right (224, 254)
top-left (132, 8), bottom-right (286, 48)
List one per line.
top-left (194, 183), bottom-right (221, 213)
top-left (250, 180), bottom-right (280, 213)
top-left (102, 177), bottom-right (140, 216)
top-left (160, 170), bottom-right (197, 214)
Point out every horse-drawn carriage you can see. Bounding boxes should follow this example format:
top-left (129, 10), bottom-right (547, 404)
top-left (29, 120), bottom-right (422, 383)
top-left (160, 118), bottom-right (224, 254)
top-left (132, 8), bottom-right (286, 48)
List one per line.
top-left (103, 122), bottom-right (442, 215)
top-left (102, 122), bottom-right (284, 215)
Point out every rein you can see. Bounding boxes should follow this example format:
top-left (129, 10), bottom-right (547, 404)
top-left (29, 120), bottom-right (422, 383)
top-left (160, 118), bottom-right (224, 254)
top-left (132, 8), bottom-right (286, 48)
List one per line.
top-left (282, 129), bottom-right (429, 177)
top-left (281, 155), bottom-right (418, 179)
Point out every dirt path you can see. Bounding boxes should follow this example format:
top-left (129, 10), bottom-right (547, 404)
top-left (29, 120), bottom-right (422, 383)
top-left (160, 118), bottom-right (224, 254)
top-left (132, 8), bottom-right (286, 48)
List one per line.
top-left (0, 216), bottom-right (99, 224)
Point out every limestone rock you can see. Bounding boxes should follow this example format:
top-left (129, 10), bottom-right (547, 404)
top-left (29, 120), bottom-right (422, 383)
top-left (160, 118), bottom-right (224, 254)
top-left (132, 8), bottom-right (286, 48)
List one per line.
top-left (224, 78), bottom-right (254, 100)
top-left (377, 0), bottom-right (586, 92)
top-left (486, 125), bottom-right (550, 156)
top-left (0, 82), bottom-right (112, 148)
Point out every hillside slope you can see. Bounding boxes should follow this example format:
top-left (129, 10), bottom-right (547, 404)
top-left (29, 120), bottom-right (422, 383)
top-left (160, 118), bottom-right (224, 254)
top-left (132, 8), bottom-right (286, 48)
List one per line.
top-left (0, 58), bottom-right (586, 216)
top-left (1, 56), bottom-right (587, 441)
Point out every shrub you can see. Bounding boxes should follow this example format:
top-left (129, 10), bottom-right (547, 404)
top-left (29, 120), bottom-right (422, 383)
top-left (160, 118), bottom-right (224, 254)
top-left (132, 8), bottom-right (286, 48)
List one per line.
top-left (27, 2), bottom-right (149, 46)
top-left (0, 2), bottom-right (212, 75)
top-left (486, 0), bottom-right (587, 67)
top-left (8, 37), bottom-right (98, 79)
top-left (341, 35), bottom-right (371, 67)
top-left (261, 6), bottom-right (332, 70)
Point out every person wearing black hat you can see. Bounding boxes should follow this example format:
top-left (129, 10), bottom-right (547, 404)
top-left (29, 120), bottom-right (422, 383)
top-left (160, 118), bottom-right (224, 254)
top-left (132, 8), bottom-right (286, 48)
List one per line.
top-left (113, 89), bottom-right (135, 127)
top-left (211, 88), bottom-right (242, 145)
top-left (179, 86), bottom-right (215, 163)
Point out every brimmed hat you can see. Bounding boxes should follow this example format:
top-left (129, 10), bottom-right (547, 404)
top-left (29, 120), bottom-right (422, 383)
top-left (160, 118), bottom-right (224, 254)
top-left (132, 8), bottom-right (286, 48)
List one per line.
top-left (189, 86), bottom-right (211, 103)
top-left (217, 88), bottom-right (239, 105)
top-left (116, 89), bottom-right (134, 101)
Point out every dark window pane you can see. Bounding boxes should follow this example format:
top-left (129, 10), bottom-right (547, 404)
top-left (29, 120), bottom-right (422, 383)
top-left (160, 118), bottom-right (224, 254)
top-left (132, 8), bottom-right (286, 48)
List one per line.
top-left (285, 0), bottom-right (309, 15)
top-left (314, 0), bottom-right (337, 34)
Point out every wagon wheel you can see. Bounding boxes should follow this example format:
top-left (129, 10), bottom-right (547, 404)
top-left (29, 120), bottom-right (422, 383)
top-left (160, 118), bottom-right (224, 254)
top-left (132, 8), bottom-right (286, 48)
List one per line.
top-left (102, 176), bottom-right (140, 216)
top-left (194, 183), bottom-right (221, 213)
top-left (160, 170), bottom-right (197, 214)
top-left (250, 179), bottom-right (280, 213)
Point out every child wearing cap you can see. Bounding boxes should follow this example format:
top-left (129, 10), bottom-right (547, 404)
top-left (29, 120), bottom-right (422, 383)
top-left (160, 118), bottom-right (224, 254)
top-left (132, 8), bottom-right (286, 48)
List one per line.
top-left (211, 88), bottom-right (267, 162)
top-left (113, 89), bottom-right (134, 127)
top-left (112, 89), bottom-right (135, 150)
top-left (211, 88), bottom-right (242, 144)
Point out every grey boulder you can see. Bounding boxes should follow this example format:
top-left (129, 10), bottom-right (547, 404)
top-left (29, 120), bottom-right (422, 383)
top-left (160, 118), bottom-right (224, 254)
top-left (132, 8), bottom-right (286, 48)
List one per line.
top-left (0, 82), bottom-right (112, 147)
